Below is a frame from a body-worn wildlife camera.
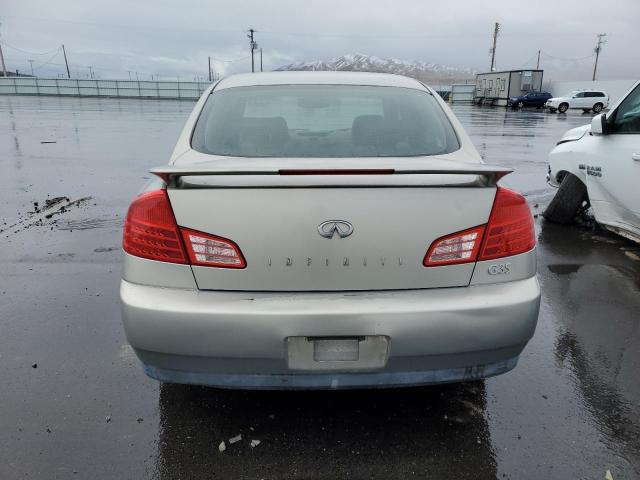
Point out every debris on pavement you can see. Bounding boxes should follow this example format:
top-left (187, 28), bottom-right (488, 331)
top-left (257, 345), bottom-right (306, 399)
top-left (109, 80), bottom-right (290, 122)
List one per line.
top-left (218, 441), bottom-right (226, 453)
top-left (624, 251), bottom-right (640, 261)
top-left (250, 439), bottom-right (261, 448)
top-left (229, 434), bottom-right (242, 444)
top-left (605, 470), bottom-right (614, 480)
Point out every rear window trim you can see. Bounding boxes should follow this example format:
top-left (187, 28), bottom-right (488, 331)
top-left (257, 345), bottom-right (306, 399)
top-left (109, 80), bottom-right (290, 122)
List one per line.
top-left (188, 84), bottom-right (461, 159)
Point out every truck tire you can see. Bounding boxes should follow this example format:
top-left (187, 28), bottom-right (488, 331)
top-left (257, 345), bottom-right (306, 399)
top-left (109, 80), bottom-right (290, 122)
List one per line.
top-left (593, 102), bottom-right (604, 113)
top-left (558, 103), bottom-right (569, 113)
top-left (543, 173), bottom-right (588, 224)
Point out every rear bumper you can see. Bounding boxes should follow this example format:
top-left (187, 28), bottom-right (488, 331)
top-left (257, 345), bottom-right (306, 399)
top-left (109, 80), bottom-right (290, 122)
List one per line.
top-left (121, 277), bottom-right (540, 389)
top-left (142, 355), bottom-right (520, 389)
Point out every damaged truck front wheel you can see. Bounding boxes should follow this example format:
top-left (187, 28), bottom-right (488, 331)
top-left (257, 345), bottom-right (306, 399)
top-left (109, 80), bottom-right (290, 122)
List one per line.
top-left (543, 173), bottom-right (589, 224)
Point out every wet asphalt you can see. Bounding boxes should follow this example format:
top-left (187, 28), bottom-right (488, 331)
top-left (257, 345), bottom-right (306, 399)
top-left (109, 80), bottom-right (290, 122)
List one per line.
top-left (1, 96), bottom-right (639, 479)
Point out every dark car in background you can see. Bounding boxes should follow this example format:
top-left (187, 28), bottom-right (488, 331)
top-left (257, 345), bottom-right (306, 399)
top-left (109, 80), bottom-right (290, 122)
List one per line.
top-left (508, 91), bottom-right (553, 109)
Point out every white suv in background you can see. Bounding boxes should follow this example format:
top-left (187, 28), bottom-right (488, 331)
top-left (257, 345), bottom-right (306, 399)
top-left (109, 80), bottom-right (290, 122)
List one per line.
top-left (545, 90), bottom-right (609, 113)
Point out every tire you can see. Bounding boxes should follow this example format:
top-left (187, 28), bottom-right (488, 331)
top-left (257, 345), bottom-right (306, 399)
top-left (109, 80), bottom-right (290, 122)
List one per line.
top-left (593, 102), bottom-right (603, 113)
top-left (582, 109), bottom-right (591, 113)
top-left (543, 173), bottom-right (589, 224)
top-left (517, 101), bottom-right (524, 108)
top-left (558, 103), bottom-right (569, 113)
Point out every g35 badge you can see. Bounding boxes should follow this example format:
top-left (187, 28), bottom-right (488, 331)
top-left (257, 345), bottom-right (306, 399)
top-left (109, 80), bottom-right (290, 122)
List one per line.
top-left (488, 263), bottom-right (511, 275)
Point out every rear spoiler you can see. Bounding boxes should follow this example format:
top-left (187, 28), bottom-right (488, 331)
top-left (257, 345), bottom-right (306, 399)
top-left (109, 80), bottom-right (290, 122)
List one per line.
top-left (150, 164), bottom-right (512, 188)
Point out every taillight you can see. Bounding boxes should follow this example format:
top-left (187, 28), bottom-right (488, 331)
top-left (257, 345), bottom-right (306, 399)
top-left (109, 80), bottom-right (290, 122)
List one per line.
top-left (123, 189), bottom-right (246, 268)
top-left (123, 190), bottom-right (187, 264)
top-left (423, 186), bottom-right (535, 267)
top-left (181, 228), bottom-right (246, 268)
top-left (424, 226), bottom-right (485, 267)
top-left (479, 187), bottom-right (535, 260)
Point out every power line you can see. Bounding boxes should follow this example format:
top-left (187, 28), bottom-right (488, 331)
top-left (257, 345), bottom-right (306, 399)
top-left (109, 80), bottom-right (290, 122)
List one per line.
top-left (540, 50), bottom-right (595, 62)
top-left (0, 41), bottom-right (60, 56)
top-left (209, 54), bottom-right (251, 63)
top-left (31, 49), bottom-right (61, 71)
top-left (514, 50), bottom-right (540, 70)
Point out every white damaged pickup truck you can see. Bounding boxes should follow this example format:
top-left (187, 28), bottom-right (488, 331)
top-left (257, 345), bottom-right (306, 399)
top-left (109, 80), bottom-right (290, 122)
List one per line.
top-left (544, 80), bottom-right (640, 243)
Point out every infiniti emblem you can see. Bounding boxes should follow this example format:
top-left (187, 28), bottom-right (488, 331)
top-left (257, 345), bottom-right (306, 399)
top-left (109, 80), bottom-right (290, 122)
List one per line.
top-left (317, 220), bottom-right (354, 239)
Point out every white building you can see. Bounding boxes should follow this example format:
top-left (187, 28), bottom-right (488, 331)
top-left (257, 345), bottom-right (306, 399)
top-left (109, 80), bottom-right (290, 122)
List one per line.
top-left (474, 70), bottom-right (544, 106)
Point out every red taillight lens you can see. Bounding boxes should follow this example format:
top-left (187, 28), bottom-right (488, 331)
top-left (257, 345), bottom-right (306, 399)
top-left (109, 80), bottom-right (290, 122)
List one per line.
top-left (423, 187), bottom-right (535, 267)
top-left (123, 190), bottom-right (246, 268)
top-left (123, 190), bottom-right (187, 264)
top-left (424, 225), bottom-right (486, 267)
top-left (479, 187), bottom-right (535, 260)
top-left (181, 228), bottom-right (246, 268)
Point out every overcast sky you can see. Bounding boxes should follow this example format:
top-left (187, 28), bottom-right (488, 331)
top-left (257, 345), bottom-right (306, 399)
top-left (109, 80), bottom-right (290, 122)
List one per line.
top-left (1, 0), bottom-right (639, 81)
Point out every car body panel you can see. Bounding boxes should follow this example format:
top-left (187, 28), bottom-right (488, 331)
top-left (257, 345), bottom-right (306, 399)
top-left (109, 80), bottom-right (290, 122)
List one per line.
top-left (167, 186), bottom-right (496, 291)
top-left (121, 276), bottom-right (540, 388)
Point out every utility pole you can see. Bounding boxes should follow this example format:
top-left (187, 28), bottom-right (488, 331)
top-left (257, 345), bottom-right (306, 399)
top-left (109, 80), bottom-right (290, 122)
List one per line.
top-left (62, 44), bottom-right (71, 78)
top-left (0, 23), bottom-right (7, 77)
top-left (208, 56), bottom-right (212, 81)
top-left (536, 50), bottom-right (541, 70)
top-left (592, 33), bottom-right (607, 81)
top-left (489, 22), bottom-right (500, 72)
top-left (260, 48), bottom-right (263, 72)
top-left (0, 43), bottom-right (6, 77)
top-left (29, 59), bottom-right (35, 76)
top-left (248, 28), bottom-right (258, 72)
top-left (88, 66), bottom-right (94, 79)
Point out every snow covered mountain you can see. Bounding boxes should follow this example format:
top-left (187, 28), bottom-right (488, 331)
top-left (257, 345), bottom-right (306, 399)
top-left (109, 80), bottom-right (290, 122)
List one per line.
top-left (275, 53), bottom-right (475, 83)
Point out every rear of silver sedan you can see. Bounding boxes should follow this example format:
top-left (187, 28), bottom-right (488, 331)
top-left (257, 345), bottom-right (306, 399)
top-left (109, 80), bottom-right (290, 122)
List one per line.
top-left (120, 72), bottom-right (540, 389)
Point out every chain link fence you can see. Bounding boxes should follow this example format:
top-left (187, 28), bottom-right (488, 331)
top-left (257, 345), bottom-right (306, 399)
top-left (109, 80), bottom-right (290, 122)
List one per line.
top-left (0, 77), bottom-right (211, 99)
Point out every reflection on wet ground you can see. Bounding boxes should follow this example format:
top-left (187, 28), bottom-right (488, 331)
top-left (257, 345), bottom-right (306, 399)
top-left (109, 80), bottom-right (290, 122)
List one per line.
top-left (0, 97), bottom-right (639, 479)
top-left (155, 382), bottom-right (496, 479)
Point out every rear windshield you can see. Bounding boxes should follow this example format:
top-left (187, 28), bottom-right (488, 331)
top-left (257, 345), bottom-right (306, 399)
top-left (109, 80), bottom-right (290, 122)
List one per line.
top-left (191, 85), bottom-right (460, 157)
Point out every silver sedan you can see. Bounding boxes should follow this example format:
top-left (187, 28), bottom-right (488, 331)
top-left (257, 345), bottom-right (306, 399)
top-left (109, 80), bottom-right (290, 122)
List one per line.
top-left (120, 72), bottom-right (540, 389)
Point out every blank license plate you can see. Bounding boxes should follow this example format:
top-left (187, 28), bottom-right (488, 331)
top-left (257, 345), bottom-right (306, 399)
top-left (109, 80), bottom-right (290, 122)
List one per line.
top-left (313, 339), bottom-right (359, 362)
top-left (286, 336), bottom-right (388, 370)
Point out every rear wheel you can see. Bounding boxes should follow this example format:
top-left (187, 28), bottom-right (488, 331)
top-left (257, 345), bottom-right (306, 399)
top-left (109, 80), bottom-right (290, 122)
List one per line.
top-left (543, 173), bottom-right (589, 224)
top-left (593, 102), bottom-right (604, 113)
top-left (558, 103), bottom-right (569, 113)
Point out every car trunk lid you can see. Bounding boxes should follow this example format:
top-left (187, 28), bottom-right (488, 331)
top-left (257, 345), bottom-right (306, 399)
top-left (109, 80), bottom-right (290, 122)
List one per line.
top-left (157, 157), bottom-right (509, 292)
